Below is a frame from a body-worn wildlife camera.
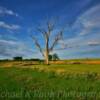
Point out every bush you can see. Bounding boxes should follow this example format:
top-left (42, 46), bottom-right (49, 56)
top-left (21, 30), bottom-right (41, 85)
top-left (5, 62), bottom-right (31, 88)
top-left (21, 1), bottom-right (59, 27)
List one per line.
top-left (13, 57), bottom-right (23, 61)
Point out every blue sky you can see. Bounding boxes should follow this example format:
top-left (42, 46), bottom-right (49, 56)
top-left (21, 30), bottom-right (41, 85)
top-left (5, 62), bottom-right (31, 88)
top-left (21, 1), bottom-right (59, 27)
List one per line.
top-left (0, 0), bottom-right (100, 59)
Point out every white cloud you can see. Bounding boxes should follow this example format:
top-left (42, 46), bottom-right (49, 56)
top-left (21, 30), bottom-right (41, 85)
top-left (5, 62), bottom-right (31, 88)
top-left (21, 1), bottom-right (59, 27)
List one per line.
top-left (0, 39), bottom-right (18, 45)
top-left (0, 6), bottom-right (19, 17)
top-left (0, 21), bottom-right (20, 31)
top-left (73, 4), bottom-right (100, 35)
top-left (59, 34), bottom-right (100, 49)
top-left (87, 40), bottom-right (100, 46)
top-left (0, 39), bottom-right (34, 58)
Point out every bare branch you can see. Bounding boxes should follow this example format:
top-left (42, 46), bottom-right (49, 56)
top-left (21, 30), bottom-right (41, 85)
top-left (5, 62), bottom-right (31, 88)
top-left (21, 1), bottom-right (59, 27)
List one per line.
top-left (50, 30), bottom-right (63, 51)
top-left (47, 21), bottom-right (55, 37)
top-left (30, 34), bottom-right (45, 57)
top-left (37, 27), bottom-right (48, 42)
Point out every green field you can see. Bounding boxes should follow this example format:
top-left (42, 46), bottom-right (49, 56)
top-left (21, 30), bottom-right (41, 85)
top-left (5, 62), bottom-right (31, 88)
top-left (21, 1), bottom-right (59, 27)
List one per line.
top-left (0, 63), bottom-right (100, 100)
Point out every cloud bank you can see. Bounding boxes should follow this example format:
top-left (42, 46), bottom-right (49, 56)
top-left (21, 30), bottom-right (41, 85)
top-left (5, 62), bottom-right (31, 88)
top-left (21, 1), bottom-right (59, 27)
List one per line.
top-left (57, 4), bottom-right (100, 59)
top-left (0, 38), bottom-right (34, 59)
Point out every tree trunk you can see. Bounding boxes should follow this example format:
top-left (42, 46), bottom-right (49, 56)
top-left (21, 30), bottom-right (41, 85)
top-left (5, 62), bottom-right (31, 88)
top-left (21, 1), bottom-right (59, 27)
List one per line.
top-left (45, 38), bottom-right (49, 65)
top-left (45, 50), bottom-right (49, 65)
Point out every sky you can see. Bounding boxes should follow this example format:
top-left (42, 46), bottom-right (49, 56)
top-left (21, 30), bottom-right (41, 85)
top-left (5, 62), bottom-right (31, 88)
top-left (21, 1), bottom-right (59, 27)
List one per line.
top-left (0, 0), bottom-right (100, 59)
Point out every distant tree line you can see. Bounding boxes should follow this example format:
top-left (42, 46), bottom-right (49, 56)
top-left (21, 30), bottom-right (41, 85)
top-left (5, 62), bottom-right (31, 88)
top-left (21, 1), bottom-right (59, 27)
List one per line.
top-left (0, 53), bottom-right (59, 62)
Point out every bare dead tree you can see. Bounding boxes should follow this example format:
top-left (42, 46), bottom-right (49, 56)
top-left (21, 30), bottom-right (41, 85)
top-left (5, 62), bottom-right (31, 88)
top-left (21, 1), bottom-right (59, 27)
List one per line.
top-left (30, 19), bottom-right (64, 64)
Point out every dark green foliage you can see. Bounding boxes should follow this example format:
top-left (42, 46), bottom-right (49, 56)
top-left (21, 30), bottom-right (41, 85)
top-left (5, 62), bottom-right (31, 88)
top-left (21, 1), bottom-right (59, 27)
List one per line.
top-left (49, 53), bottom-right (60, 61)
top-left (48, 55), bottom-right (52, 61)
top-left (13, 57), bottom-right (23, 61)
top-left (52, 53), bottom-right (60, 60)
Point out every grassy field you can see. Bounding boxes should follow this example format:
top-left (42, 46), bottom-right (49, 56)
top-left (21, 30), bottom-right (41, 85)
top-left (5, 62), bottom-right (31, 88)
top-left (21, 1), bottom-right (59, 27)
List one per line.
top-left (0, 60), bottom-right (100, 99)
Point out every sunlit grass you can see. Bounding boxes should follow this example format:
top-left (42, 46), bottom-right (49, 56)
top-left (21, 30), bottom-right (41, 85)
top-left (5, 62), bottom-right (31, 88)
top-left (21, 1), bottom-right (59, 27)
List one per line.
top-left (0, 66), bottom-right (100, 99)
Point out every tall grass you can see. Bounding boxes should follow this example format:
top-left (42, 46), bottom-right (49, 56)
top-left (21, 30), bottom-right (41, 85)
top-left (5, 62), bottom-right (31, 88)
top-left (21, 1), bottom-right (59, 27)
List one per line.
top-left (0, 67), bottom-right (100, 100)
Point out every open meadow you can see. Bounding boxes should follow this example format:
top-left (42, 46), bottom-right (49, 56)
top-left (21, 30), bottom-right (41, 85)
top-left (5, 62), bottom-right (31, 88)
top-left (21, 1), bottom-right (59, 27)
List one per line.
top-left (0, 59), bottom-right (100, 100)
